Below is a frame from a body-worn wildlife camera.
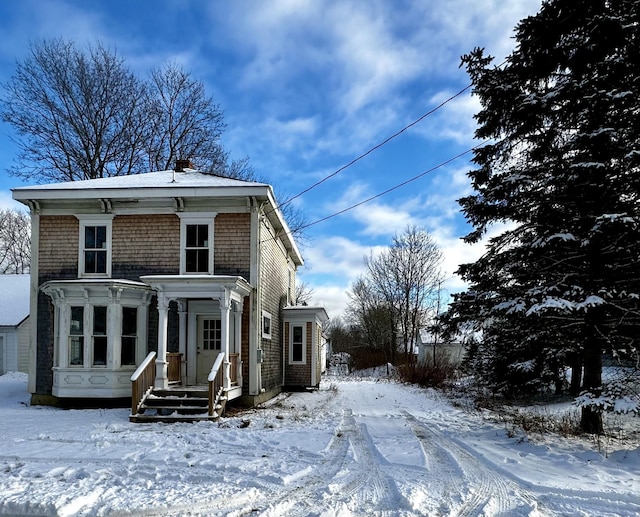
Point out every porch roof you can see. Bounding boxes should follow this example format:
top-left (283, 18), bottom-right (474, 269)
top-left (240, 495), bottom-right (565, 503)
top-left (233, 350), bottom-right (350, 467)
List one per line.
top-left (140, 275), bottom-right (253, 302)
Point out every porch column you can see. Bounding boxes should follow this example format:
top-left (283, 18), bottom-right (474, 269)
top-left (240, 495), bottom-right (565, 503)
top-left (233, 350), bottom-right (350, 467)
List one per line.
top-left (155, 294), bottom-right (170, 388)
top-left (234, 300), bottom-right (244, 386)
top-left (178, 301), bottom-right (187, 383)
top-left (220, 296), bottom-right (231, 388)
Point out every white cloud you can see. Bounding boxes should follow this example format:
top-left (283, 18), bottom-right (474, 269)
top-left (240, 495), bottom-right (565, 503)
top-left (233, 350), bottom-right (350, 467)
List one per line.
top-left (0, 191), bottom-right (26, 211)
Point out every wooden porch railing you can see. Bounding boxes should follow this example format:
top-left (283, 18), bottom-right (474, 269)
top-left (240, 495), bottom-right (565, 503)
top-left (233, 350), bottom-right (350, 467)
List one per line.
top-left (130, 352), bottom-right (156, 415)
top-left (229, 353), bottom-right (239, 385)
top-left (167, 352), bottom-right (183, 385)
top-left (207, 353), bottom-right (226, 417)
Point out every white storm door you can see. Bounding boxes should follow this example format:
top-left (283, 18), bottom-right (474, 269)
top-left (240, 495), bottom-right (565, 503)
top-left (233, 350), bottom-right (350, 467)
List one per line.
top-left (195, 316), bottom-right (222, 384)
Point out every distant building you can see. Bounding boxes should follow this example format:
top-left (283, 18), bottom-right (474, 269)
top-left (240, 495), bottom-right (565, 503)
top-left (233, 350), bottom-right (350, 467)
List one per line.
top-left (416, 330), bottom-right (465, 366)
top-left (0, 274), bottom-right (30, 375)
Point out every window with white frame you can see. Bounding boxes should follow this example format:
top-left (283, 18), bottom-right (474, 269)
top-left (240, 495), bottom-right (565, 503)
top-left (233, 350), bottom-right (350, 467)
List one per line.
top-left (92, 306), bottom-right (107, 366)
top-left (290, 324), bottom-right (306, 364)
top-left (69, 306), bottom-right (84, 366)
top-left (262, 310), bottom-right (272, 340)
top-left (121, 307), bottom-right (138, 366)
top-left (77, 215), bottom-right (113, 277)
top-left (179, 214), bottom-right (215, 274)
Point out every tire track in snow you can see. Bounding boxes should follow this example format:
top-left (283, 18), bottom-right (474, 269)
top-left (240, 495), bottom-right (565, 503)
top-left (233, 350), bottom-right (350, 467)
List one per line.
top-left (252, 408), bottom-right (409, 517)
top-left (402, 411), bottom-right (548, 516)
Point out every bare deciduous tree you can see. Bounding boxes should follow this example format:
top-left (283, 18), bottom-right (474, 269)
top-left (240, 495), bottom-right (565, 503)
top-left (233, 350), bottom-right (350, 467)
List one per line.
top-left (1, 38), bottom-right (149, 182)
top-left (294, 280), bottom-right (314, 306)
top-left (349, 225), bottom-right (444, 363)
top-left (146, 62), bottom-right (226, 172)
top-left (0, 209), bottom-right (30, 274)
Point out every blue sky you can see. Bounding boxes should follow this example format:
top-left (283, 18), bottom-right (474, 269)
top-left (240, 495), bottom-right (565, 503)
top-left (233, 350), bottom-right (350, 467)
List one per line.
top-left (0, 0), bottom-right (542, 318)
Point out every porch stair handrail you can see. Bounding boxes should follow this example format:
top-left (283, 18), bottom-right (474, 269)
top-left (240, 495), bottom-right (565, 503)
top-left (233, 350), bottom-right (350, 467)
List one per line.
top-left (130, 352), bottom-right (157, 416)
top-left (208, 353), bottom-right (226, 418)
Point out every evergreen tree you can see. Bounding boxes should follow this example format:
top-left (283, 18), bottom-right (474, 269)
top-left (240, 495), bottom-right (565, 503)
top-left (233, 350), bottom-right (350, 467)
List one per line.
top-left (451, 0), bottom-right (640, 433)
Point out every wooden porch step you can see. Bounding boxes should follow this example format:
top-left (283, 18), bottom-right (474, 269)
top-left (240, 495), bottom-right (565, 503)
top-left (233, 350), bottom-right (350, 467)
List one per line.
top-left (129, 413), bottom-right (219, 424)
top-left (130, 386), bottom-right (227, 423)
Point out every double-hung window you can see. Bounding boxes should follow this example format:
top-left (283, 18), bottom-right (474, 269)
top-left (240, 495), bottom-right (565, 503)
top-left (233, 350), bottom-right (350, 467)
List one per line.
top-left (290, 324), bottom-right (306, 364)
top-left (121, 307), bottom-right (138, 366)
top-left (77, 215), bottom-right (113, 277)
top-left (92, 306), bottom-right (107, 366)
top-left (179, 214), bottom-right (216, 274)
top-left (69, 306), bottom-right (84, 366)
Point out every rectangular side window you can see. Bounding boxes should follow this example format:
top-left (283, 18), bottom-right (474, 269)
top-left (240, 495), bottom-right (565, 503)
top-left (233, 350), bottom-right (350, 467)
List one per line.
top-left (121, 307), bottom-right (138, 366)
top-left (292, 325), bottom-right (304, 363)
top-left (69, 306), bottom-right (84, 366)
top-left (93, 306), bottom-right (107, 366)
top-left (262, 311), bottom-right (272, 340)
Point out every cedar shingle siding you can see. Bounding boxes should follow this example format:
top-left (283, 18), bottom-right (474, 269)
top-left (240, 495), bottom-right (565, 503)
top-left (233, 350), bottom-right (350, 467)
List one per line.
top-left (112, 215), bottom-right (180, 278)
top-left (260, 220), bottom-right (291, 392)
top-left (214, 213), bottom-right (251, 278)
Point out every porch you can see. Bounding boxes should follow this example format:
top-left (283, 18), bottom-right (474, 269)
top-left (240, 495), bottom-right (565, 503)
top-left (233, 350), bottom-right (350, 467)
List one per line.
top-left (132, 275), bottom-right (253, 423)
top-left (130, 351), bottom-right (243, 422)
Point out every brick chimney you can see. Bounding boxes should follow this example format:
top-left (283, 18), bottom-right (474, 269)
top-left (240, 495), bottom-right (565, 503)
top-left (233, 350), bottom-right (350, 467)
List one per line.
top-left (174, 159), bottom-right (194, 172)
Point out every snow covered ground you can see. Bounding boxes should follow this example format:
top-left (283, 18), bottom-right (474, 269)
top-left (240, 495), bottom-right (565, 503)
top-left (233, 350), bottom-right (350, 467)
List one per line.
top-left (0, 371), bottom-right (639, 517)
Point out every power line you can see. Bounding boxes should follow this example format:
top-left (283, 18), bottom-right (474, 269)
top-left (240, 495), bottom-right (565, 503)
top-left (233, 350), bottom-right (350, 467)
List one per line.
top-left (290, 144), bottom-right (480, 234)
top-left (277, 83), bottom-right (473, 210)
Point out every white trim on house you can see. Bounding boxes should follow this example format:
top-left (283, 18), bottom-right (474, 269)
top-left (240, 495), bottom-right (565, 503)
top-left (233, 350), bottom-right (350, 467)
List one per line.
top-left (177, 212), bottom-right (217, 275)
top-left (75, 214), bottom-right (115, 278)
top-left (40, 279), bottom-right (153, 398)
top-left (140, 275), bottom-right (252, 389)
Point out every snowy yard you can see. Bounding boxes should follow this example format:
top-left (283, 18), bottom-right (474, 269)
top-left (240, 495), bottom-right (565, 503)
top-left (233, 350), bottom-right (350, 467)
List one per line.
top-left (0, 371), bottom-right (639, 517)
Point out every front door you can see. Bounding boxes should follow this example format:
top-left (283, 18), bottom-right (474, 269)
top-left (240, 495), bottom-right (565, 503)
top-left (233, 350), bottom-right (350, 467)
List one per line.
top-left (195, 315), bottom-right (222, 384)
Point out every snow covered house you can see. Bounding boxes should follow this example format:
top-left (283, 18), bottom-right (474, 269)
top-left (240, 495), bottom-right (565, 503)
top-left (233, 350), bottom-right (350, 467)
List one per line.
top-left (12, 162), bottom-right (328, 421)
top-left (0, 274), bottom-right (30, 375)
top-left (416, 330), bottom-right (465, 366)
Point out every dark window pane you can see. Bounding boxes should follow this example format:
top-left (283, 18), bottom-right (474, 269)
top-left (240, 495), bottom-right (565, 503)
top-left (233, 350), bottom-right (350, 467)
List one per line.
top-left (196, 225), bottom-right (208, 247)
top-left (95, 226), bottom-right (106, 248)
top-left (122, 307), bottom-right (137, 335)
top-left (186, 249), bottom-right (197, 272)
top-left (94, 306), bottom-right (107, 335)
top-left (85, 251), bottom-right (96, 273)
top-left (186, 224), bottom-right (197, 247)
top-left (196, 249), bottom-right (208, 272)
top-left (70, 337), bottom-right (84, 365)
top-left (121, 337), bottom-right (136, 366)
top-left (85, 226), bottom-right (96, 249)
top-left (95, 250), bottom-right (106, 273)
top-left (70, 306), bottom-right (83, 334)
top-left (93, 336), bottom-right (107, 366)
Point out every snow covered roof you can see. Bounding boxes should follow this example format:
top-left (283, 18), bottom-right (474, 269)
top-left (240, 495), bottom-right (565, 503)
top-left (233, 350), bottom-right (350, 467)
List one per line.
top-left (11, 169), bottom-right (269, 199)
top-left (11, 168), bottom-right (303, 266)
top-left (0, 274), bottom-right (30, 326)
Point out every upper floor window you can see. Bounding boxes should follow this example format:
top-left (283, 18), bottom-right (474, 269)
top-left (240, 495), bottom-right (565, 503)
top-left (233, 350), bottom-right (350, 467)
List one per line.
top-left (77, 215), bottom-right (113, 278)
top-left (179, 214), bottom-right (216, 274)
top-left (186, 224), bottom-right (209, 273)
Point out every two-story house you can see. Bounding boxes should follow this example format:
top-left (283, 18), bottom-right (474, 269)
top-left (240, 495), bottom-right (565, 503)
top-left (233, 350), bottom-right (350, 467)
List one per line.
top-left (12, 161), bottom-right (328, 420)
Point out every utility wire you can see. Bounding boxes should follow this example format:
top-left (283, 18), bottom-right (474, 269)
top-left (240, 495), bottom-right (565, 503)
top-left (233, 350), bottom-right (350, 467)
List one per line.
top-left (276, 83), bottom-right (473, 211)
top-left (288, 143), bottom-right (482, 235)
